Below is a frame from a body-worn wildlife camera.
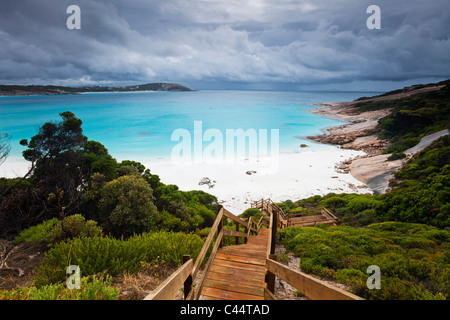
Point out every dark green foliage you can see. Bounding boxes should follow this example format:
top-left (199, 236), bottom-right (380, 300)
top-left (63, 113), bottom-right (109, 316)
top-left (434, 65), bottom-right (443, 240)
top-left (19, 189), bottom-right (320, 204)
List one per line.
top-left (241, 208), bottom-right (262, 219)
top-left (0, 111), bottom-right (218, 239)
top-left (387, 152), bottom-right (406, 161)
top-left (278, 222), bottom-right (449, 300)
top-left (46, 214), bottom-right (102, 243)
top-left (379, 136), bottom-right (450, 228)
top-left (153, 184), bottom-right (218, 232)
top-left (98, 175), bottom-right (158, 237)
top-left (355, 82), bottom-right (450, 153)
top-left (34, 231), bottom-right (204, 286)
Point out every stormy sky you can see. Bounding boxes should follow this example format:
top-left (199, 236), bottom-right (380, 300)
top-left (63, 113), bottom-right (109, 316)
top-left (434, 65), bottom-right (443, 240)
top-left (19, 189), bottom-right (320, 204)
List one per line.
top-left (0, 0), bottom-right (449, 91)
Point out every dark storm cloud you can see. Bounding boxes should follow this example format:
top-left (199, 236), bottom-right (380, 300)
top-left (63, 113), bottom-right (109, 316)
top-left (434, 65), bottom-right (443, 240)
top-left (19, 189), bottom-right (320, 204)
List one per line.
top-left (0, 0), bottom-right (449, 89)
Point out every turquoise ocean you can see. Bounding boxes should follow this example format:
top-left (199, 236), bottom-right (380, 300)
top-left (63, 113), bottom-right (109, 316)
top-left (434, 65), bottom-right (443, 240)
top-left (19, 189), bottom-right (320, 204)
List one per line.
top-left (0, 90), bottom-right (379, 177)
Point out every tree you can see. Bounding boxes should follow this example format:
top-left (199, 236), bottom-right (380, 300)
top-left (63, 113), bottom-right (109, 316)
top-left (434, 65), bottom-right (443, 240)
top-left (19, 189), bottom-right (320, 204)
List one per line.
top-left (2, 112), bottom-right (87, 196)
top-left (21, 111), bottom-right (86, 164)
top-left (0, 132), bottom-right (11, 166)
top-left (1, 111), bottom-right (88, 231)
top-left (83, 140), bottom-right (118, 181)
top-left (98, 175), bottom-right (158, 237)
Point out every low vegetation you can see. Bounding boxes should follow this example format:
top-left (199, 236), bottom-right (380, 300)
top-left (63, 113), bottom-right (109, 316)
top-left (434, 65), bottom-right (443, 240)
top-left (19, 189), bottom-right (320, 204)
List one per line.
top-left (278, 222), bottom-right (449, 300)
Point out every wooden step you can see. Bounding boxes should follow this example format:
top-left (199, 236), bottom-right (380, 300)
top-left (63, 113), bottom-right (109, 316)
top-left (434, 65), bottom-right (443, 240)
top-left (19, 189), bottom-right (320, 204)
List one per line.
top-left (200, 228), bottom-right (270, 300)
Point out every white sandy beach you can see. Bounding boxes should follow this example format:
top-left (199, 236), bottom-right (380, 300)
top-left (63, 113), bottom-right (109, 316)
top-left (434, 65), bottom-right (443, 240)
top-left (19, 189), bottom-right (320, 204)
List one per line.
top-left (1, 143), bottom-right (373, 215)
top-left (1, 138), bottom-right (373, 216)
top-left (147, 143), bottom-right (372, 214)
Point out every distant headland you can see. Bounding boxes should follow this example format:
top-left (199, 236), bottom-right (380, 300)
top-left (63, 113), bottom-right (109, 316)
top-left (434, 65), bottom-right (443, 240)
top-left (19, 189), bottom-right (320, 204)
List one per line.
top-left (0, 82), bottom-right (195, 96)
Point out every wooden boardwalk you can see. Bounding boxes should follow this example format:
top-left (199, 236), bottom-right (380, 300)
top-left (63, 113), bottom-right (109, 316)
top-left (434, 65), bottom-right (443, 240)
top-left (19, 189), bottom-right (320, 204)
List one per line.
top-left (200, 228), bottom-right (270, 300)
top-left (145, 199), bottom-right (362, 301)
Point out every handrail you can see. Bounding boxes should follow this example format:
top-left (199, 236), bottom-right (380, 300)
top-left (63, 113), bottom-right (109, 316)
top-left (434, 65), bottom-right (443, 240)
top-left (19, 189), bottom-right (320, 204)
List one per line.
top-left (265, 257), bottom-right (363, 300)
top-left (144, 199), bottom-right (354, 301)
top-left (145, 205), bottom-right (264, 300)
top-left (252, 198), bottom-right (289, 229)
top-left (144, 257), bottom-right (193, 300)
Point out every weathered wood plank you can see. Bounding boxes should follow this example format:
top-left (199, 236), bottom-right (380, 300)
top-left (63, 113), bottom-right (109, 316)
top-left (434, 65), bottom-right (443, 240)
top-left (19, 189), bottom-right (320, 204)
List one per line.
top-left (194, 230), bottom-right (224, 300)
top-left (264, 287), bottom-right (277, 300)
top-left (223, 228), bottom-right (248, 239)
top-left (206, 270), bottom-right (265, 287)
top-left (209, 265), bottom-right (266, 281)
top-left (223, 208), bottom-right (247, 226)
top-left (202, 287), bottom-right (265, 300)
top-left (218, 247), bottom-right (267, 258)
top-left (215, 252), bottom-right (266, 266)
top-left (213, 259), bottom-right (266, 273)
top-left (204, 278), bottom-right (265, 297)
top-left (192, 208), bottom-right (224, 278)
top-left (266, 259), bottom-right (363, 300)
top-left (199, 215), bottom-right (270, 301)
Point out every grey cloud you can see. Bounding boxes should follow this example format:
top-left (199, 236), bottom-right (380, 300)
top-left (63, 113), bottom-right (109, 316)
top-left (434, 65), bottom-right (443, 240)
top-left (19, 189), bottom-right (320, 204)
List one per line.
top-left (0, 0), bottom-right (448, 89)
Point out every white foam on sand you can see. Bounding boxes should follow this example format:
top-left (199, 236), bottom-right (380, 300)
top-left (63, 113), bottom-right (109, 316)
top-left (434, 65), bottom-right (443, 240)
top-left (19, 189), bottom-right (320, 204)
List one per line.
top-left (147, 144), bottom-right (372, 215)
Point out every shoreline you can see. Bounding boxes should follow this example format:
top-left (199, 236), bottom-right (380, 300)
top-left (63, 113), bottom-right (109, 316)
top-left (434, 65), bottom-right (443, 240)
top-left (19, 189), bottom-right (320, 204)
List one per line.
top-left (148, 147), bottom-right (372, 215)
top-left (306, 101), bottom-right (401, 193)
top-left (306, 84), bottom-right (447, 194)
top-left (3, 85), bottom-right (446, 214)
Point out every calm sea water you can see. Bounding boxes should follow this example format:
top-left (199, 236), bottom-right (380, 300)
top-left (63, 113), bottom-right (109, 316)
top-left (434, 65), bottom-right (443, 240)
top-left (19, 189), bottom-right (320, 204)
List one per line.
top-left (0, 90), bottom-right (379, 175)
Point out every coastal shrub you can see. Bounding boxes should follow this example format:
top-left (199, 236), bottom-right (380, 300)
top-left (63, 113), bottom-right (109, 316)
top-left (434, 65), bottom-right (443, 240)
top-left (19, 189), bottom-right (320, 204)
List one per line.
top-left (14, 214), bottom-right (102, 244)
top-left (30, 276), bottom-right (118, 300)
top-left (279, 222), bottom-right (450, 300)
top-left (13, 218), bottom-right (59, 244)
top-left (0, 276), bottom-right (118, 300)
top-left (35, 231), bottom-right (204, 286)
top-left (346, 195), bottom-right (380, 212)
top-left (46, 214), bottom-right (102, 243)
top-left (241, 208), bottom-right (261, 219)
top-left (152, 184), bottom-right (218, 232)
top-left (98, 175), bottom-right (158, 237)
top-left (387, 152), bottom-right (407, 161)
top-left (320, 196), bottom-right (348, 209)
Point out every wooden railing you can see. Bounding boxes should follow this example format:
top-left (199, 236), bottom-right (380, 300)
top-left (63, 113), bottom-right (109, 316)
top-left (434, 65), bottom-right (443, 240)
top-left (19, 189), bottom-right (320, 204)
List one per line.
top-left (287, 206), bottom-right (338, 227)
top-left (251, 198), bottom-right (289, 229)
top-left (144, 205), bottom-right (265, 300)
top-left (265, 255), bottom-right (363, 300)
top-left (144, 199), bottom-right (362, 301)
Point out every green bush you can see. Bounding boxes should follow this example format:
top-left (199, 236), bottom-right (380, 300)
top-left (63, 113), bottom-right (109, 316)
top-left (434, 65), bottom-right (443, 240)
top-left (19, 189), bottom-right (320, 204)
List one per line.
top-left (1, 276), bottom-right (119, 300)
top-left (388, 152), bottom-right (407, 161)
top-left (35, 231), bottom-right (204, 287)
top-left (46, 214), bottom-right (102, 243)
top-left (30, 275), bottom-right (118, 300)
top-left (320, 196), bottom-right (348, 209)
top-left (241, 208), bottom-right (261, 219)
top-left (279, 222), bottom-right (450, 300)
top-left (13, 218), bottom-right (59, 244)
top-left (346, 196), bottom-right (380, 212)
top-left (99, 175), bottom-right (158, 236)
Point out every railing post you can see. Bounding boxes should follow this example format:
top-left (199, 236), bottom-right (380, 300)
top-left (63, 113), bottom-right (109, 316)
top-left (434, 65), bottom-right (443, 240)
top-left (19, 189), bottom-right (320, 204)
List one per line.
top-left (183, 255), bottom-right (193, 300)
top-left (218, 215), bottom-right (224, 248)
top-left (271, 211), bottom-right (277, 255)
top-left (266, 254), bottom-right (277, 294)
top-left (235, 221), bottom-right (240, 245)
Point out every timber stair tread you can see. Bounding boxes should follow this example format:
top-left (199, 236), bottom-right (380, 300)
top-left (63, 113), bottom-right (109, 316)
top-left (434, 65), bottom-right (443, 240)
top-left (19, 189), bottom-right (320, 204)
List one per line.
top-left (200, 228), bottom-right (270, 300)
